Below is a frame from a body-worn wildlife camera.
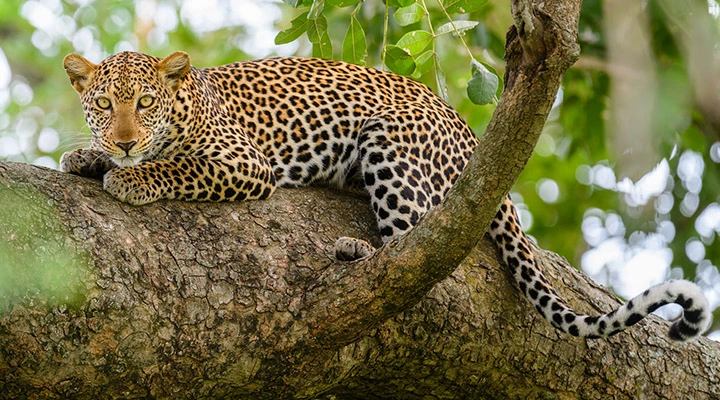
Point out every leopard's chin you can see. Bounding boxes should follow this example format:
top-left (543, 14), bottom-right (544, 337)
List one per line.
top-left (114, 155), bottom-right (143, 167)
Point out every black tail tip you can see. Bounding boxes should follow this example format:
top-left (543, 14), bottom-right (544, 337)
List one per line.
top-left (668, 320), bottom-right (702, 342)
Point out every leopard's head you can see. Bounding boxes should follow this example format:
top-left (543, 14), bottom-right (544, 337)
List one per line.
top-left (63, 51), bottom-right (191, 167)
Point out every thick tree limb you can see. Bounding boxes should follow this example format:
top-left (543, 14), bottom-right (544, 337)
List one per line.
top-left (1, 161), bottom-right (718, 399)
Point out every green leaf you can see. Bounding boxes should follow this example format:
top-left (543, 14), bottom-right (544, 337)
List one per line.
top-left (441, 0), bottom-right (489, 14)
top-left (275, 12), bottom-right (310, 45)
top-left (308, 0), bottom-right (324, 20)
top-left (396, 30), bottom-right (433, 56)
top-left (435, 20), bottom-right (480, 36)
top-left (466, 59), bottom-right (499, 105)
top-left (411, 50), bottom-right (434, 79)
top-left (326, 0), bottom-right (358, 6)
top-left (385, 45), bottom-right (416, 76)
top-left (342, 17), bottom-right (368, 65)
top-left (393, 3), bottom-right (426, 27)
top-left (308, 15), bottom-right (332, 59)
top-left (307, 14), bottom-right (326, 42)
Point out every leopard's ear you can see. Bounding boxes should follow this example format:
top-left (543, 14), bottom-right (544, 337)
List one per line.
top-left (63, 54), bottom-right (98, 94)
top-left (157, 51), bottom-right (191, 92)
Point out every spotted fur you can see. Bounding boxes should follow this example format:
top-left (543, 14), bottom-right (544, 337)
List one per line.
top-left (61, 51), bottom-right (710, 341)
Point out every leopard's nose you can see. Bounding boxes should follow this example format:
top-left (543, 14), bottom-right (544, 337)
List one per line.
top-left (115, 140), bottom-right (137, 154)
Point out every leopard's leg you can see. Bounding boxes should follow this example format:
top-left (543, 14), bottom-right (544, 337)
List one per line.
top-left (103, 155), bottom-right (277, 205)
top-left (60, 148), bottom-right (118, 180)
top-left (334, 113), bottom-right (440, 261)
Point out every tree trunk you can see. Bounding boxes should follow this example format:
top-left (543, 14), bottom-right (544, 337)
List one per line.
top-left (1, 161), bottom-right (719, 400)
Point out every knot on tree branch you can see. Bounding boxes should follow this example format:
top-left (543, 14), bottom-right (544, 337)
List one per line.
top-left (505, 1), bottom-right (580, 92)
top-left (511, 0), bottom-right (545, 60)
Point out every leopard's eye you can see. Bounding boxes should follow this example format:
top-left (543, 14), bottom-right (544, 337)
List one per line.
top-left (96, 97), bottom-right (111, 110)
top-left (138, 95), bottom-right (154, 108)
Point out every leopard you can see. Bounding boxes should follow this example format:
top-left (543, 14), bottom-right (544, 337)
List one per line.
top-left (60, 51), bottom-right (711, 342)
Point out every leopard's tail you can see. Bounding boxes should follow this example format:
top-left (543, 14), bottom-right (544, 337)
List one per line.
top-left (490, 196), bottom-right (711, 342)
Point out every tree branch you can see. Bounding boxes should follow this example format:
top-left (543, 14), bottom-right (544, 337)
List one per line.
top-left (1, 161), bottom-right (718, 399)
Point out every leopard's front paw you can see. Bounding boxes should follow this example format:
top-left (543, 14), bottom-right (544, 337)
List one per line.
top-left (60, 149), bottom-right (117, 180)
top-left (103, 168), bottom-right (161, 205)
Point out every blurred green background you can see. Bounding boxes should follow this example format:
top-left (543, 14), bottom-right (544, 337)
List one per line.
top-left (0, 0), bottom-right (718, 337)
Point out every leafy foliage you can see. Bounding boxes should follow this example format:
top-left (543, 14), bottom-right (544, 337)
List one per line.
top-left (275, 0), bottom-right (496, 104)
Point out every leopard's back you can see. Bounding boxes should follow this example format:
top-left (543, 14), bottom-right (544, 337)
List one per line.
top-left (203, 57), bottom-right (478, 192)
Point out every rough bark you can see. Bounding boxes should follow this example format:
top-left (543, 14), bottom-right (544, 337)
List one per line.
top-left (1, 161), bottom-right (719, 400)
